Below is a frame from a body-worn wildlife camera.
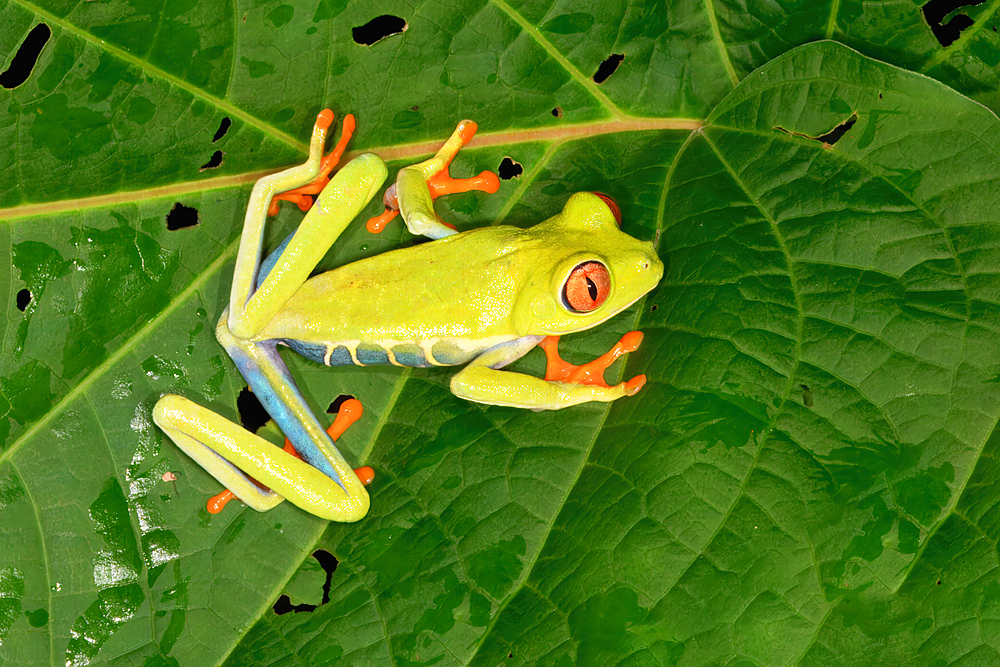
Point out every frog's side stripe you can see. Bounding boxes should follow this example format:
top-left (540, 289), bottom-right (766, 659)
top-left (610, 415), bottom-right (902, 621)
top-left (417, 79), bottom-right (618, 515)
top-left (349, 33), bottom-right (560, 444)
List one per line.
top-left (429, 339), bottom-right (472, 366)
top-left (357, 345), bottom-right (389, 365)
top-left (284, 339), bottom-right (328, 365)
top-left (325, 345), bottom-right (354, 366)
top-left (392, 344), bottom-right (430, 367)
top-left (286, 336), bottom-right (519, 369)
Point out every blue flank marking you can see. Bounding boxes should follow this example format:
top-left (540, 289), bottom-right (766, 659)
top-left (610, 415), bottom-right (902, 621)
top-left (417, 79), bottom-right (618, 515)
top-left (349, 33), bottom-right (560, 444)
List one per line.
top-left (285, 339), bottom-right (327, 365)
top-left (285, 340), bottom-right (356, 366)
top-left (257, 231), bottom-right (294, 288)
top-left (392, 346), bottom-right (430, 367)
top-left (225, 339), bottom-right (344, 489)
top-left (356, 345), bottom-right (389, 365)
top-left (326, 346), bottom-right (353, 366)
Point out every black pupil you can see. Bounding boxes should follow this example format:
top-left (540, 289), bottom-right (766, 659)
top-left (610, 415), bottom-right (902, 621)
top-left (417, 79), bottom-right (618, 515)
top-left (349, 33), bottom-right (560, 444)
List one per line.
top-left (586, 277), bottom-right (598, 301)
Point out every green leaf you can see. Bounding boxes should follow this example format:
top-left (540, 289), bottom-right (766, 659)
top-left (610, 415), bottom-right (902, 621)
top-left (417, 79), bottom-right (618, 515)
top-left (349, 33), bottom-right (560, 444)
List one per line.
top-left (3, 0), bottom-right (1000, 664)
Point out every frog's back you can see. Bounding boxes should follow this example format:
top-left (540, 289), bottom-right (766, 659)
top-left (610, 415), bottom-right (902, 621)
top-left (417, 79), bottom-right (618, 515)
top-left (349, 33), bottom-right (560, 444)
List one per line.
top-left (260, 226), bottom-right (538, 368)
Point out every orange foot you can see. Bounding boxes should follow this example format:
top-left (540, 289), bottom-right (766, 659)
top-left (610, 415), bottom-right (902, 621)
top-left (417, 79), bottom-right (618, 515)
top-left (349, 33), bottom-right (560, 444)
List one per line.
top-left (367, 120), bottom-right (500, 233)
top-left (267, 110), bottom-right (357, 217)
top-left (207, 398), bottom-right (373, 514)
top-left (538, 331), bottom-right (647, 395)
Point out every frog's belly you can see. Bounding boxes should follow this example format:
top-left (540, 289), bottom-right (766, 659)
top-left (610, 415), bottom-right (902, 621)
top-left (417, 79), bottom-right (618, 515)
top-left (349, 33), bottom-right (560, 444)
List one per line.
top-left (281, 335), bottom-right (518, 368)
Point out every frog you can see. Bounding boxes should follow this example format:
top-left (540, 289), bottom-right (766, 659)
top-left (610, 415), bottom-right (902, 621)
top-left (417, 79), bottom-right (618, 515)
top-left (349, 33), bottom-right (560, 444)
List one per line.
top-left (153, 110), bottom-right (664, 523)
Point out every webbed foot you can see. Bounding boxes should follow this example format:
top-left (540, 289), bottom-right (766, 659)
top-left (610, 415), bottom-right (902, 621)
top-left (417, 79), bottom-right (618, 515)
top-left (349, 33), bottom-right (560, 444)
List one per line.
top-left (367, 120), bottom-right (500, 234)
top-left (538, 331), bottom-right (647, 396)
top-left (267, 110), bottom-right (357, 217)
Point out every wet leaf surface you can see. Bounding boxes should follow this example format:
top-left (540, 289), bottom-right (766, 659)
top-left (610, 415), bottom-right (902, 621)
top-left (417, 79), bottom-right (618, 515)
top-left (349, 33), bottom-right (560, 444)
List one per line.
top-left (3, 1), bottom-right (1000, 665)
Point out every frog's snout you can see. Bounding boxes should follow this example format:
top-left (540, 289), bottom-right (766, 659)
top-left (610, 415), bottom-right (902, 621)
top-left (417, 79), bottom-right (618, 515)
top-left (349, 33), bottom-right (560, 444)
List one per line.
top-left (640, 247), bottom-right (665, 283)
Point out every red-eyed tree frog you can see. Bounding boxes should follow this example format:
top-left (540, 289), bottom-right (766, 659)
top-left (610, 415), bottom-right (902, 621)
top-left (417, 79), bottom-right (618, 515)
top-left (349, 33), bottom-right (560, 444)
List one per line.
top-left (153, 111), bottom-right (663, 523)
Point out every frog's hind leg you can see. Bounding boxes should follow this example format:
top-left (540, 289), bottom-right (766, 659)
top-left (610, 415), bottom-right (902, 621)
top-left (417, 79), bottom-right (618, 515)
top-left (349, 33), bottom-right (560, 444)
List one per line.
top-left (227, 109), bottom-right (336, 327)
top-left (228, 150), bottom-right (388, 340)
top-left (218, 328), bottom-right (371, 520)
top-left (154, 394), bottom-right (368, 521)
top-left (207, 399), bottom-right (371, 515)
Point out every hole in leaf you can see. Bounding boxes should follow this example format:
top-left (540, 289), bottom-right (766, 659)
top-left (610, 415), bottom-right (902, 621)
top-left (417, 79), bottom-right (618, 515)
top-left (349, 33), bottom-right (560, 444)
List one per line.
top-left (922, 0), bottom-right (985, 47)
top-left (800, 384), bottom-right (813, 407)
top-left (271, 550), bottom-right (339, 615)
top-left (498, 157), bottom-right (523, 180)
top-left (551, 106), bottom-right (563, 118)
top-left (272, 595), bottom-right (309, 615)
top-left (200, 150), bottom-right (224, 171)
top-left (327, 394), bottom-right (356, 414)
top-left (0, 23), bottom-right (50, 89)
top-left (166, 202), bottom-right (199, 230)
top-left (650, 304), bottom-right (658, 312)
top-left (16, 289), bottom-right (31, 311)
top-left (592, 53), bottom-right (624, 84)
top-left (237, 386), bottom-right (270, 433)
top-left (313, 549), bottom-right (338, 605)
top-left (353, 15), bottom-right (407, 45)
top-left (212, 117), bottom-right (232, 142)
top-left (774, 112), bottom-right (858, 146)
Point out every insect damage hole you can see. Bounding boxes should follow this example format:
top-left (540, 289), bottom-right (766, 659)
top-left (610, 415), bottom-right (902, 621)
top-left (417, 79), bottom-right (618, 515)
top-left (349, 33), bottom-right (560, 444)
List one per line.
top-left (237, 386), bottom-right (270, 433)
top-left (166, 202), bottom-right (199, 230)
top-left (1, 23), bottom-right (51, 89)
top-left (922, 0), bottom-right (986, 47)
top-left (327, 394), bottom-right (356, 414)
top-left (212, 117), bottom-right (232, 142)
top-left (312, 549), bottom-right (338, 605)
top-left (16, 289), bottom-right (31, 312)
top-left (498, 157), bottom-right (523, 180)
top-left (353, 15), bottom-right (407, 46)
top-left (592, 53), bottom-right (624, 84)
top-left (272, 549), bottom-right (338, 615)
top-left (774, 112), bottom-right (858, 146)
top-left (199, 150), bottom-right (224, 171)
top-left (551, 106), bottom-right (563, 118)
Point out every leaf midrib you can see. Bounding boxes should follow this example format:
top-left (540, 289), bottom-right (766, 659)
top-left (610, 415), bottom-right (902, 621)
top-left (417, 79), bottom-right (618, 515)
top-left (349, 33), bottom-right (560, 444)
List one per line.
top-left (0, 118), bottom-right (702, 222)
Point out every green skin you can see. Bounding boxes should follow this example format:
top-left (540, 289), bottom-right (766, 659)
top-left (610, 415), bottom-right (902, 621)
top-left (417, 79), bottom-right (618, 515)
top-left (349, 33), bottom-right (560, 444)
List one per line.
top-left (153, 116), bottom-right (664, 522)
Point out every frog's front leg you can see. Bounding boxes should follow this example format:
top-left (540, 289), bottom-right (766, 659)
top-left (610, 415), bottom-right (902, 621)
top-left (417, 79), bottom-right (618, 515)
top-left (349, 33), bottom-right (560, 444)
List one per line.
top-left (450, 335), bottom-right (646, 410)
top-left (367, 120), bottom-right (499, 238)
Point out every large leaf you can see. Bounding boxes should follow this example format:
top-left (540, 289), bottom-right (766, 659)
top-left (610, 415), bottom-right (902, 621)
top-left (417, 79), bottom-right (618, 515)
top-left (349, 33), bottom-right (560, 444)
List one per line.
top-left (3, 1), bottom-right (1000, 665)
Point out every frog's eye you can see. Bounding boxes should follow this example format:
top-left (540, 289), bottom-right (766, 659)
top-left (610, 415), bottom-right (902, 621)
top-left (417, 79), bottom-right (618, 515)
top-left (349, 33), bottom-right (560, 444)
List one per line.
top-left (591, 192), bottom-right (621, 227)
top-left (563, 261), bottom-right (611, 312)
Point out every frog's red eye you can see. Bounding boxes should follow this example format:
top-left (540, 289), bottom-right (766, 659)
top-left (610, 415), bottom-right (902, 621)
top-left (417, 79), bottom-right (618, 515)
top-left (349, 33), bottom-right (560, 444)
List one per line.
top-left (592, 192), bottom-right (621, 227)
top-left (563, 261), bottom-right (611, 312)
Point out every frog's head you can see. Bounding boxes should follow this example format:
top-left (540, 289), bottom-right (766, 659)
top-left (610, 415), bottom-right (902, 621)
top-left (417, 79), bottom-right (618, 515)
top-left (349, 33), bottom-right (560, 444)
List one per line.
top-left (513, 192), bottom-right (664, 335)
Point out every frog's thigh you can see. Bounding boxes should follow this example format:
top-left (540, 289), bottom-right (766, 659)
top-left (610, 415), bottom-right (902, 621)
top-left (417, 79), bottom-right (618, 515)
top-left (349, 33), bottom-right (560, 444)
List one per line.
top-left (232, 154), bottom-right (388, 339)
top-left (153, 395), bottom-right (369, 522)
